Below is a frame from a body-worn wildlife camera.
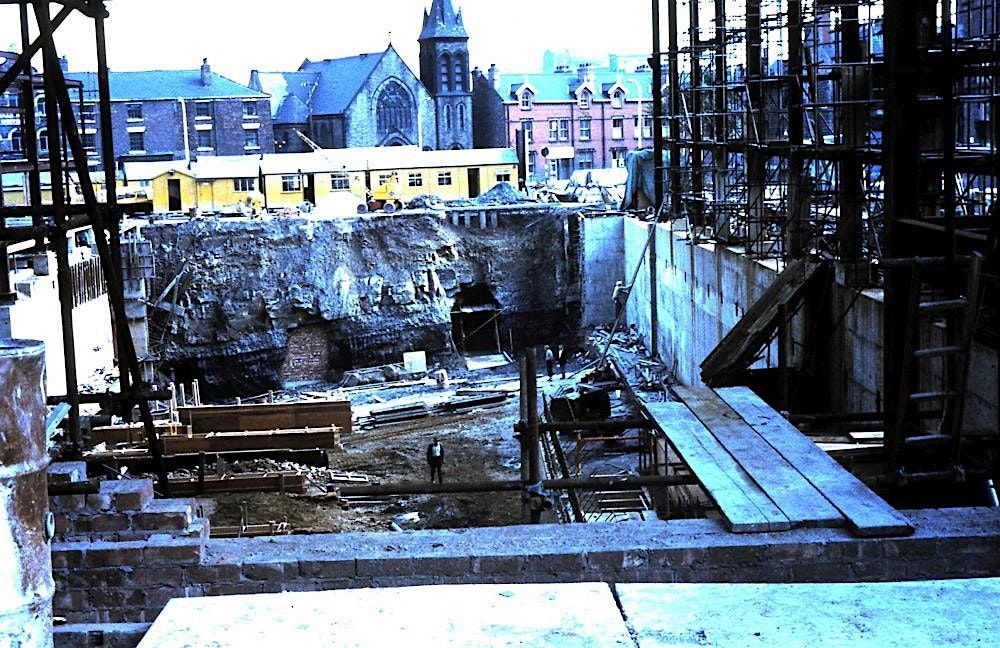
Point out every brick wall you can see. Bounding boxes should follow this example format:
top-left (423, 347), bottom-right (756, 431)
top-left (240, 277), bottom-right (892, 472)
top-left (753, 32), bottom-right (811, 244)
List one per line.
top-left (280, 323), bottom-right (330, 384)
top-left (51, 507), bottom-right (1000, 628)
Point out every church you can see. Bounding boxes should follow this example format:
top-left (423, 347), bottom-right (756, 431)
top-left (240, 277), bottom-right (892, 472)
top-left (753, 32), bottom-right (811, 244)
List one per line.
top-left (249, 0), bottom-right (473, 153)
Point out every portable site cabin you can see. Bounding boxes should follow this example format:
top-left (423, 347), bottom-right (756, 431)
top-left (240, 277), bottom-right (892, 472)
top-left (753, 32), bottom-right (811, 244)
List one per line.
top-left (126, 146), bottom-right (520, 214)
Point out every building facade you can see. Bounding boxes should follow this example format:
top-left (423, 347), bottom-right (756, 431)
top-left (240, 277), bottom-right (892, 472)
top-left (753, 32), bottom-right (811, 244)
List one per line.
top-left (473, 59), bottom-right (653, 181)
top-left (66, 59), bottom-right (273, 167)
top-left (250, 0), bottom-right (473, 153)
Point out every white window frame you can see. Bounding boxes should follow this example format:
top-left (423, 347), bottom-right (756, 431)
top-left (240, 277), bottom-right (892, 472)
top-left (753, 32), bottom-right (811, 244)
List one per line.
top-left (558, 118), bottom-right (570, 141)
top-left (330, 172), bottom-right (350, 190)
top-left (243, 129), bottom-right (260, 149)
top-left (127, 130), bottom-right (144, 153)
top-left (125, 103), bottom-right (143, 121)
top-left (196, 129), bottom-right (213, 150)
top-left (580, 118), bottom-right (592, 141)
top-left (496, 170), bottom-right (511, 183)
top-left (519, 90), bottom-right (533, 110)
top-left (281, 175), bottom-right (301, 192)
top-left (548, 119), bottom-right (559, 141)
top-left (521, 119), bottom-right (533, 144)
top-left (233, 178), bottom-right (255, 192)
top-left (578, 150), bottom-right (595, 170)
top-left (611, 89), bottom-right (625, 109)
top-left (577, 91), bottom-right (591, 109)
top-left (437, 171), bottom-right (453, 186)
top-left (612, 116), bottom-right (625, 140)
top-left (408, 173), bottom-right (423, 188)
top-left (194, 101), bottom-right (212, 120)
top-left (242, 100), bottom-right (258, 118)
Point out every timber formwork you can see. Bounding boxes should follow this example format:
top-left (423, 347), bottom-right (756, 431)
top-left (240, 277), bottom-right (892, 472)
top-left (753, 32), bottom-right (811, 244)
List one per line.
top-left (0, 1), bottom-right (170, 494)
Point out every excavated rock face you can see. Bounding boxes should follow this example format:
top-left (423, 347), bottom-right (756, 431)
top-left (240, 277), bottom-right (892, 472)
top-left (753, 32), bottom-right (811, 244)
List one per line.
top-left (143, 207), bottom-right (580, 396)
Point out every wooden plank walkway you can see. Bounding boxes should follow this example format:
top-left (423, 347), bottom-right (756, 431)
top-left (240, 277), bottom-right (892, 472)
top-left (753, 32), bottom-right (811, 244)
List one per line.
top-left (716, 387), bottom-right (914, 537)
top-left (643, 401), bottom-right (791, 532)
top-left (674, 387), bottom-right (844, 528)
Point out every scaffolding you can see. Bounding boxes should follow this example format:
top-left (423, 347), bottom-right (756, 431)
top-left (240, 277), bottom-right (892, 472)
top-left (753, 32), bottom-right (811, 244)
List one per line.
top-left (650, 0), bottom-right (999, 482)
top-left (0, 0), bottom-right (170, 494)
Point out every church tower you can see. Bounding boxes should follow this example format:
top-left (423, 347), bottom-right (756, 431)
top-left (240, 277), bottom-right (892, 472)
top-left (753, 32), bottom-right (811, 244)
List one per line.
top-left (419, 0), bottom-right (473, 150)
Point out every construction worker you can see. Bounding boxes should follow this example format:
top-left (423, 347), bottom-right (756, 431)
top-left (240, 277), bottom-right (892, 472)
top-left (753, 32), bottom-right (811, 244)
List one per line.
top-left (558, 344), bottom-right (568, 379)
top-left (545, 346), bottom-right (556, 380)
top-left (612, 281), bottom-right (630, 321)
top-left (426, 437), bottom-right (444, 483)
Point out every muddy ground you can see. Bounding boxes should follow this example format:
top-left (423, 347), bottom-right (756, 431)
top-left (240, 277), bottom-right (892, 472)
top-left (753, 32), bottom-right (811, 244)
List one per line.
top-left (210, 380), bottom-right (526, 533)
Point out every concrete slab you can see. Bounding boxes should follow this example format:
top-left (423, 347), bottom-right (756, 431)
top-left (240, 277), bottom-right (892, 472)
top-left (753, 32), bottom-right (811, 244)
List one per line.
top-left (616, 579), bottom-right (1000, 647)
top-left (138, 582), bottom-right (635, 647)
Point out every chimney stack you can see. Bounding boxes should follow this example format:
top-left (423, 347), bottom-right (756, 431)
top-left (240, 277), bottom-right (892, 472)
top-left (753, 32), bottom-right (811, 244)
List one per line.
top-left (200, 58), bottom-right (211, 86)
top-left (488, 63), bottom-right (498, 90)
top-left (577, 62), bottom-right (593, 84)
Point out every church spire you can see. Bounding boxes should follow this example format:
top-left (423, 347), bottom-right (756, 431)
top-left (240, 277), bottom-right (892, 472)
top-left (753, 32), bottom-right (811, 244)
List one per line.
top-left (419, 0), bottom-right (468, 40)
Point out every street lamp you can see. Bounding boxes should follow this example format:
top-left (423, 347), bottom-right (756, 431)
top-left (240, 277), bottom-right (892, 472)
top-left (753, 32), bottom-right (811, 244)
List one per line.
top-left (626, 78), bottom-right (646, 149)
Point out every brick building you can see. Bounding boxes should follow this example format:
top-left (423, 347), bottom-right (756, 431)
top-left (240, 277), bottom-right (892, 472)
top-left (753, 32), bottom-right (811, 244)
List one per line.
top-left (473, 59), bottom-right (653, 181)
top-left (250, 0), bottom-right (473, 153)
top-left (64, 59), bottom-right (273, 167)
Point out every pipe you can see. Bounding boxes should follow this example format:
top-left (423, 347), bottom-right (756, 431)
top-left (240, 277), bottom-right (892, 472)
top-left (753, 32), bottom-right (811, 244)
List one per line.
top-left (0, 340), bottom-right (53, 646)
top-left (336, 474), bottom-right (697, 497)
top-left (525, 348), bottom-right (541, 523)
top-left (988, 479), bottom-right (999, 508)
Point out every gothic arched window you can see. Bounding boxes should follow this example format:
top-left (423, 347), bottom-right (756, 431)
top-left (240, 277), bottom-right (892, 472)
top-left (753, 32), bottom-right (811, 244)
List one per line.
top-left (440, 53), bottom-right (453, 92)
top-left (376, 81), bottom-right (414, 137)
top-left (457, 103), bottom-right (466, 128)
top-left (444, 104), bottom-right (452, 129)
top-left (453, 57), bottom-right (465, 92)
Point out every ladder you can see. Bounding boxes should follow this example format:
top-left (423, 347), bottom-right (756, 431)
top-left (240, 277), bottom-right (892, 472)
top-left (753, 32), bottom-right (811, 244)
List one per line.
top-left (885, 255), bottom-right (983, 482)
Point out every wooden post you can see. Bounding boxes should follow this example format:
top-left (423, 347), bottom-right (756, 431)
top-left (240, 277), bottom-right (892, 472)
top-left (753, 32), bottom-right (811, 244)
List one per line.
top-left (192, 379), bottom-right (201, 406)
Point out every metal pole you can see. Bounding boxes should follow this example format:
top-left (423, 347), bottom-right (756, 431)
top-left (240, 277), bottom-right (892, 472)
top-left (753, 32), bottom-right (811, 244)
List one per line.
top-left (652, 0), bottom-right (665, 213)
top-left (666, 0), bottom-right (683, 222)
top-left (19, 4), bottom-right (44, 256)
top-left (525, 347), bottom-right (541, 523)
top-left (517, 354), bottom-right (529, 522)
top-left (36, 0), bottom-right (82, 451)
top-left (786, 0), bottom-right (806, 257)
top-left (337, 474), bottom-right (698, 497)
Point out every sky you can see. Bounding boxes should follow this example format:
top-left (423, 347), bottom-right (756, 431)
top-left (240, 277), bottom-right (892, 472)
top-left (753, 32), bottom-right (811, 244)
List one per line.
top-left (0, 0), bottom-right (656, 83)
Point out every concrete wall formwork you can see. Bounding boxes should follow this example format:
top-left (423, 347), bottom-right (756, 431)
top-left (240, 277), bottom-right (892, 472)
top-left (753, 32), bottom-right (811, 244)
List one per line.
top-left (579, 214), bottom-right (625, 328)
top-left (622, 217), bottom-right (998, 428)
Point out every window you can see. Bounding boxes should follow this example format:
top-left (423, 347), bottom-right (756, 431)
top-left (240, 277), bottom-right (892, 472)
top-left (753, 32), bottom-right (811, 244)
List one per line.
top-left (578, 150), bottom-right (595, 170)
top-left (376, 81), bottom-right (414, 136)
top-left (519, 90), bottom-right (533, 110)
top-left (281, 175), bottom-right (301, 192)
top-left (549, 119), bottom-right (559, 140)
top-left (437, 171), bottom-right (453, 186)
top-left (458, 103), bottom-right (466, 128)
top-left (196, 129), bottom-right (213, 149)
top-left (244, 129), bottom-right (260, 149)
top-left (547, 160), bottom-right (558, 177)
top-left (580, 118), bottom-right (592, 141)
top-left (80, 103), bottom-right (96, 122)
top-left (128, 131), bottom-right (144, 152)
top-left (612, 117), bottom-right (625, 139)
top-left (37, 130), bottom-right (48, 152)
top-left (126, 103), bottom-right (142, 121)
top-left (378, 173), bottom-right (393, 186)
top-left (642, 116), bottom-right (653, 139)
top-left (242, 101), bottom-right (258, 118)
top-left (577, 90), bottom-right (591, 109)
top-left (521, 120), bottom-right (533, 143)
top-left (194, 102), bottom-right (211, 119)
top-left (233, 178), bottom-right (255, 192)
top-left (10, 130), bottom-right (22, 152)
top-left (82, 132), bottom-right (96, 150)
top-left (558, 119), bottom-right (569, 141)
top-left (611, 147), bottom-right (628, 168)
top-left (440, 53), bottom-right (453, 92)
top-left (35, 95), bottom-right (46, 117)
top-left (330, 172), bottom-right (350, 190)
top-left (496, 170), bottom-right (511, 183)
top-left (527, 151), bottom-right (536, 175)
top-left (444, 105), bottom-right (452, 129)
top-left (611, 89), bottom-right (625, 109)
top-left (402, 172), bottom-right (421, 187)
top-left (0, 91), bottom-right (19, 107)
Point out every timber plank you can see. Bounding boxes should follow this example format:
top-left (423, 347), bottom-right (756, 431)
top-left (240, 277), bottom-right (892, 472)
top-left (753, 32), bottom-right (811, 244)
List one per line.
top-left (179, 400), bottom-right (352, 435)
top-left (160, 428), bottom-right (337, 454)
top-left (643, 400), bottom-right (790, 532)
top-left (675, 387), bottom-right (845, 529)
top-left (716, 386), bottom-right (914, 537)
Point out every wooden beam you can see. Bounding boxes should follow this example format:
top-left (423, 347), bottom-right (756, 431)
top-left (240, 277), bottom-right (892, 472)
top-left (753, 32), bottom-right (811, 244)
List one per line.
top-left (675, 387), bottom-right (844, 528)
top-left (643, 400), bottom-right (791, 532)
top-left (716, 386), bottom-right (914, 537)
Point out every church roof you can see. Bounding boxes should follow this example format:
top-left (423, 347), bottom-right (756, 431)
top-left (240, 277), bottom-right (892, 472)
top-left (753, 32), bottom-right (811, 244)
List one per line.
top-left (251, 71), bottom-right (318, 123)
top-left (298, 51), bottom-right (388, 116)
top-left (419, 0), bottom-right (468, 40)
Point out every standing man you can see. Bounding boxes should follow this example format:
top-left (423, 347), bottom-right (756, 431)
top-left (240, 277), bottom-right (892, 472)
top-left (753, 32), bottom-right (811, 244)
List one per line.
top-left (426, 437), bottom-right (444, 483)
top-left (612, 281), bottom-right (630, 321)
top-left (557, 344), bottom-right (568, 379)
top-left (545, 346), bottom-right (556, 380)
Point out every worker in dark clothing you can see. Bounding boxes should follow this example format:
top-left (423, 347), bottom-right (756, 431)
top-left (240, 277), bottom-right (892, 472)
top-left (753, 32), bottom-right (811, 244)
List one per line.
top-left (545, 346), bottom-right (556, 380)
top-left (613, 281), bottom-right (630, 321)
top-left (557, 344), bottom-right (568, 379)
top-left (427, 437), bottom-right (444, 483)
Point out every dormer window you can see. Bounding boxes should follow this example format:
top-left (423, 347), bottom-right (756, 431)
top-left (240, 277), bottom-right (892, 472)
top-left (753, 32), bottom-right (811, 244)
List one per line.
top-left (578, 89), bottom-right (592, 109)
top-left (611, 88), bottom-right (625, 109)
top-left (519, 89), bottom-right (534, 110)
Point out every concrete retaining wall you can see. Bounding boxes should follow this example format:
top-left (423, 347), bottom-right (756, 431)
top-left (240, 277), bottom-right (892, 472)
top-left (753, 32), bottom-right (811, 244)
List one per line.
top-left (622, 217), bottom-right (998, 428)
top-left (51, 508), bottom-right (1000, 625)
top-left (580, 214), bottom-right (625, 328)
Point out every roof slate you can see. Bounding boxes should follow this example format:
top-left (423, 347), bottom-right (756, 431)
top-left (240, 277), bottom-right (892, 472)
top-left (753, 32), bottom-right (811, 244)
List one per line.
top-left (67, 70), bottom-right (265, 101)
top-left (498, 71), bottom-right (653, 103)
top-left (298, 51), bottom-right (387, 116)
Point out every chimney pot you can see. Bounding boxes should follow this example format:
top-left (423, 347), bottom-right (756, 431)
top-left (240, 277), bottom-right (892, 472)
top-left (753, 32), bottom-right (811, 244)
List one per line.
top-left (200, 58), bottom-right (211, 86)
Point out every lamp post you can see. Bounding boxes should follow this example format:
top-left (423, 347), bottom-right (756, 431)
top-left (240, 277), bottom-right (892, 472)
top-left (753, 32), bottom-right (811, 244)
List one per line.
top-left (627, 78), bottom-right (645, 149)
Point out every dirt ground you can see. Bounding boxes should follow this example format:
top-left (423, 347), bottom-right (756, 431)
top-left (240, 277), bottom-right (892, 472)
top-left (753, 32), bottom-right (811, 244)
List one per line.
top-left (211, 380), bottom-right (526, 534)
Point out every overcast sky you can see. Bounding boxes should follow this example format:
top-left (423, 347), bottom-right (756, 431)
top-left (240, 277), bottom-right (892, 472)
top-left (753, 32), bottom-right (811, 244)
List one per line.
top-left (0, 1), bottom-right (656, 83)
